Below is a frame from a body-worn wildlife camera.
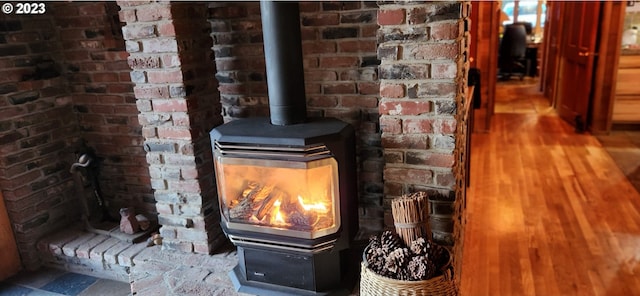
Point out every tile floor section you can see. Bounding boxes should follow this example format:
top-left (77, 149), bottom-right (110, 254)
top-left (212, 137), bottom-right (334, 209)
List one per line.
top-left (596, 129), bottom-right (640, 193)
top-left (1, 267), bottom-right (130, 296)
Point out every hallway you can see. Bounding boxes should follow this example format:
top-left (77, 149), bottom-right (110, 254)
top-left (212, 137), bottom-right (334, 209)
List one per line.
top-left (460, 79), bottom-right (640, 295)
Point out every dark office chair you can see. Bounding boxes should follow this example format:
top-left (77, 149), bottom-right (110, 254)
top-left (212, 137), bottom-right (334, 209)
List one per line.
top-left (498, 24), bottom-right (528, 80)
top-left (512, 21), bottom-right (533, 35)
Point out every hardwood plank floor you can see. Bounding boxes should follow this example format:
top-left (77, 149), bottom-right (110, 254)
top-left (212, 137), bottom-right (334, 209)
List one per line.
top-left (460, 80), bottom-right (640, 296)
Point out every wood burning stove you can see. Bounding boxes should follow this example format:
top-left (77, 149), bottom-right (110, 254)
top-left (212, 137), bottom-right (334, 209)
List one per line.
top-left (210, 1), bottom-right (358, 295)
top-left (211, 118), bottom-right (357, 295)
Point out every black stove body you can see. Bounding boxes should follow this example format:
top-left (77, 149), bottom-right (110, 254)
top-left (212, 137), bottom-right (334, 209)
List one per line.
top-left (210, 1), bottom-right (358, 295)
top-left (211, 117), bottom-right (357, 295)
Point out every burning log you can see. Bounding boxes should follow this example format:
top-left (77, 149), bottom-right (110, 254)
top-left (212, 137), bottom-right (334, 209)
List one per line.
top-left (287, 210), bottom-right (318, 228)
top-left (229, 181), bottom-right (333, 231)
top-left (256, 189), bottom-right (284, 220)
top-left (229, 182), bottom-right (274, 220)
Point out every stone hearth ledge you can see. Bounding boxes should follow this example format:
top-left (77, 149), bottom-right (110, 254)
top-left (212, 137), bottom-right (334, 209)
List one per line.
top-left (36, 227), bottom-right (247, 295)
top-left (37, 227), bottom-right (362, 295)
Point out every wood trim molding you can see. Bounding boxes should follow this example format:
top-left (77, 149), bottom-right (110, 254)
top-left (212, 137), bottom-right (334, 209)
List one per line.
top-left (590, 2), bottom-right (626, 134)
top-left (0, 191), bottom-right (22, 280)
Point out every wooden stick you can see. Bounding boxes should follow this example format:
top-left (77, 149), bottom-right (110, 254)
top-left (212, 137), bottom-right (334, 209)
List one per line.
top-left (391, 192), bottom-right (429, 246)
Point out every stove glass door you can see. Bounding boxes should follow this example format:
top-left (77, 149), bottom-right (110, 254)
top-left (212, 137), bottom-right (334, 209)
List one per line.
top-left (215, 155), bottom-right (340, 239)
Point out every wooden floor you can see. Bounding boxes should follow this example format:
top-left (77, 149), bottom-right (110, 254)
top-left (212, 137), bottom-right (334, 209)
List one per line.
top-left (460, 79), bottom-right (640, 296)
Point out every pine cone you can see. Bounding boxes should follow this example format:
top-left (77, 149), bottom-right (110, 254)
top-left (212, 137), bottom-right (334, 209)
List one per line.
top-left (410, 237), bottom-right (428, 255)
top-left (396, 268), bottom-right (411, 281)
top-left (380, 230), bottom-right (403, 250)
top-left (365, 234), bottom-right (388, 275)
top-left (365, 231), bottom-right (419, 279)
top-left (365, 243), bottom-right (384, 263)
top-left (366, 247), bottom-right (387, 275)
top-left (368, 234), bottom-right (381, 250)
top-left (384, 247), bottom-right (410, 275)
top-left (407, 255), bottom-right (436, 280)
top-left (427, 243), bottom-right (449, 270)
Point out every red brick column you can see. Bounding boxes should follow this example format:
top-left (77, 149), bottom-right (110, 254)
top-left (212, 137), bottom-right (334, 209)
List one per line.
top-left (377, 1), bottom-right (470, 282)
top-left (117, 1), bottom-right (224, 254)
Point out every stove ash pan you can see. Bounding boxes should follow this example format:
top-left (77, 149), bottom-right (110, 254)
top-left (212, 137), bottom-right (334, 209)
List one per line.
top-left (211, 117), bottom-right (358, 253)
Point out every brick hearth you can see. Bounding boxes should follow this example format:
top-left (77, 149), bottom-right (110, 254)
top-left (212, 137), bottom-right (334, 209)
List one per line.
top-left (36, 228), bottom-right (363, 295)
top-left (37, 228), bottom-right (242, 295)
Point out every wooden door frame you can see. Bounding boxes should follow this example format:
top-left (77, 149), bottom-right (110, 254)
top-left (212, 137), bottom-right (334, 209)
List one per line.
top-left (486, 2), bottom-right (499, 132)
top-left (0, 190), bottom-right (22, 280)
top-left (547, 2), bottom-right (625, 134)
top-left (541, 1), bottom-right (564, 108)
top-left (590, 1), bottom-right (626, 134)
top-left (468, 1), bottom-right (500, 132)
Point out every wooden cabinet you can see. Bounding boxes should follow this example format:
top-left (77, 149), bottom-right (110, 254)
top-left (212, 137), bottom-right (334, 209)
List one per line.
top-left (613, 54), bottom-right (640, 123)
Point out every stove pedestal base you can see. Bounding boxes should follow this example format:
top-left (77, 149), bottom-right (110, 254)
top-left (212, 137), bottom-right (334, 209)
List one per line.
top-left (229, 246), bottom-right (351, 296)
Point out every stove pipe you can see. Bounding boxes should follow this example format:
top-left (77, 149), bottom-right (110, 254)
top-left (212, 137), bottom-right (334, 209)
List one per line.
top-left (260, 1), bottom-right (307, 126)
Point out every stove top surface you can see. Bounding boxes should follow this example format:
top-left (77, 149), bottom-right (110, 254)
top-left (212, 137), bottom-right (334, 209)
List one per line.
top-left (210, 117), bottom-right (352, 146)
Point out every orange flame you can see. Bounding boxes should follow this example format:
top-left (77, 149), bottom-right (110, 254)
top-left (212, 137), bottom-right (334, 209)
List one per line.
top-left (271, 199), bottom-right (286, 225)
top-left (298, 195), bottom-right (329, 213)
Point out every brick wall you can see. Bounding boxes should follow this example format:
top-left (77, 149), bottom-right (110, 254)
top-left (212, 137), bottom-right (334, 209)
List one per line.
top-left (377, 0), bottom-right (470, 284)
top-left (0, 12), bottom-right (79, 269)
top-left (208, 3), bottom-right (268, 120)
top-left (51, 2), bottom-right (153, 217)
top-left (0, 2), bottom-right (155, 269)
top-left (118, 1), bottom-right (225, 254)
top-left (208, 1), bottom-right (385, 235)
top-left (2, 1), bottom-right (470, 277)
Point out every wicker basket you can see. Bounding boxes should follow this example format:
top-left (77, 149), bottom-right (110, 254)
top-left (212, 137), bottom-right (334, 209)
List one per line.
top-left (360, 248), bottom-right (457, 296)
